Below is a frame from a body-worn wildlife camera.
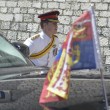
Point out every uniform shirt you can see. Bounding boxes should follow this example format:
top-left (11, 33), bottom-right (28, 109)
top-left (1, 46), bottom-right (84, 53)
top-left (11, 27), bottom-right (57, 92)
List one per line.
top-left (24, 31), bottom-right (59, 67)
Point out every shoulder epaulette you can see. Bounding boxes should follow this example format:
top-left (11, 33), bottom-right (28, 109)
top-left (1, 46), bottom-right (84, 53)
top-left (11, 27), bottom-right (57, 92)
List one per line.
top-left (31, 34), bottom-right (40, 40)
top-left (53, 34), bottom-right (58, 38)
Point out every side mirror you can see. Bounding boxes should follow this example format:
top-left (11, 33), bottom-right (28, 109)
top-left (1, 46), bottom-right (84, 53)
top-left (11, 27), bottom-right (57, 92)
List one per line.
top-left (12, 42), bottom-right (29, 57)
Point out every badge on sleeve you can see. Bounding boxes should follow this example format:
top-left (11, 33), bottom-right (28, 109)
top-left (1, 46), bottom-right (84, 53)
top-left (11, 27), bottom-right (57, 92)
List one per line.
top-left (53, 48), bottom-right (58, 56)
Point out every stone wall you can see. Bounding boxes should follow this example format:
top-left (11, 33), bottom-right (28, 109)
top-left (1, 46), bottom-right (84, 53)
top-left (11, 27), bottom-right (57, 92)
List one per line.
top-left (0, 0), bottom-right (110, 71)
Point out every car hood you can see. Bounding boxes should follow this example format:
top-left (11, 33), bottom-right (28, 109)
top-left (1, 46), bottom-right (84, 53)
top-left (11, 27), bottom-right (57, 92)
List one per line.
top-left (0, 66), bottom-right (49, 80)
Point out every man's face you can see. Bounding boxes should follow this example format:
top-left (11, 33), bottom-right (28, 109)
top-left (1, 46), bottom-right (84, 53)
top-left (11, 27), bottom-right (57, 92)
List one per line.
top-left (46, 22), bottom-right (58, 35)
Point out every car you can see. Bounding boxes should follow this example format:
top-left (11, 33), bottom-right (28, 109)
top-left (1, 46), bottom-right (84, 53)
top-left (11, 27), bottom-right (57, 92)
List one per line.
top-left (0, 34), bottom-right (110, 110)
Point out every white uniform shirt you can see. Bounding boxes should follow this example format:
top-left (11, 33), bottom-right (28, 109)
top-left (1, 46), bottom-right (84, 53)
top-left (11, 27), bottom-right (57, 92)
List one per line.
top-left (24, 31), bottom-right (59, 67)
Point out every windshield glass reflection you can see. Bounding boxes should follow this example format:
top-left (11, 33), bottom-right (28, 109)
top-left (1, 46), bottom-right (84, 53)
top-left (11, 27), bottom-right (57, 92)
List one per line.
top-left (0, 35), bottom-right (28, 68)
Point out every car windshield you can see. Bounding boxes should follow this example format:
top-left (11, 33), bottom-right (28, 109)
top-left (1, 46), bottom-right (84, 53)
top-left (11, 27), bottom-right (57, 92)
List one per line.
top-left (0, 35), bottom-right (29, 68)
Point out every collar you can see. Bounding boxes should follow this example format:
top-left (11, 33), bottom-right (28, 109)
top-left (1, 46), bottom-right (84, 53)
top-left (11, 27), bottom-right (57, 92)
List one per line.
top-left (40, 31), bottom-right (51, 40)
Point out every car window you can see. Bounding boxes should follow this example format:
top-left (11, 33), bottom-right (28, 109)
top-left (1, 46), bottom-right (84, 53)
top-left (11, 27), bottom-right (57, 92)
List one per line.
top-left (0, 35), bottom-right (28, 68)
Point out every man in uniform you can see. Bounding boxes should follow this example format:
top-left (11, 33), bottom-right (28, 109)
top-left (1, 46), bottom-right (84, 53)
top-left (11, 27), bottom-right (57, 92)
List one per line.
top-left (24, 10), bottom-right (60, 67)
